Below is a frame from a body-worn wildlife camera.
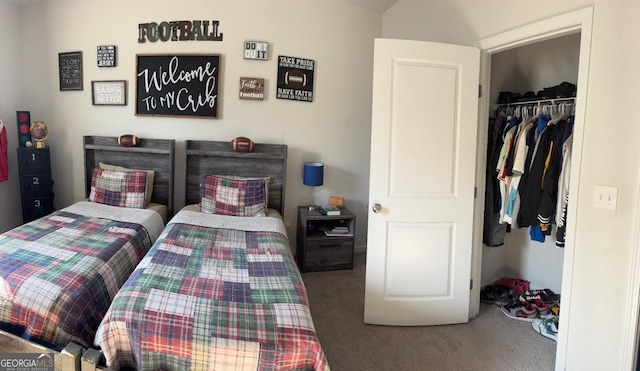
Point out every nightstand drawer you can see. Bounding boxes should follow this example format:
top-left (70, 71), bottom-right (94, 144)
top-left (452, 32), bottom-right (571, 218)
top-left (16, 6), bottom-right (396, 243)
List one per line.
top-left (20, 174), bottom-right (53, 195)
top-left (17, 148), bottom-right (51, 172)
top-left (21, 197), bottom-right (54, 223)
top-left (305, 239), bottom-right (353, 271)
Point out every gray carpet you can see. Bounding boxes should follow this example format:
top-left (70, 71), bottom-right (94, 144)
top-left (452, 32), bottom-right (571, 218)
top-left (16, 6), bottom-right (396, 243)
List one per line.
top-left (302, 252), bottom-right (556, 371)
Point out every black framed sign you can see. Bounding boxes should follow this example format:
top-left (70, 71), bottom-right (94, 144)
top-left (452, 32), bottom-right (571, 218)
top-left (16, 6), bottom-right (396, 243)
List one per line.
top-left (58, 51), bottom-right (83, 91)
top-left (97, 45), bottom-right (117, 67)
top-left (135, 54), bottom-right (220, 118)
top-left (92, 80), bottom-right (127, 106)
top-left (276, 55), bottom-right (314, 102)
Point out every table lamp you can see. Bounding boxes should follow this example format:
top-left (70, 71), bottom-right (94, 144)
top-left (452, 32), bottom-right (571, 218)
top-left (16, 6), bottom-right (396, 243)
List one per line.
top-left (303, 162), bottom-right (324, 210)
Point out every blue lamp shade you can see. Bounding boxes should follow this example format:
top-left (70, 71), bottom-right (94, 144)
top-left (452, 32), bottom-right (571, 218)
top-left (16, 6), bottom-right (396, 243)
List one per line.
top-left (303, 162), bottom-right (324, 187)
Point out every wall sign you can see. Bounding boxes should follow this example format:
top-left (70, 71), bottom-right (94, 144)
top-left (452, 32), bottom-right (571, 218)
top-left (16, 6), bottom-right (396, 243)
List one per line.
top-left (58, 51), bottom-right (83, 91)
top-left (276, 55), bottom-right (315, 102)
top-left (239, 77), bottom-right (265, 100)
top-left (92, 80), bottom-right (127, 106)
top-left (138, 20), bottom-right (223, 43)
top-left (244, 41), bottom-right (268, 60)
top-left (135, 54), bottom-right (220, 118)
top-left (97, 45), bottom-right (117, 67)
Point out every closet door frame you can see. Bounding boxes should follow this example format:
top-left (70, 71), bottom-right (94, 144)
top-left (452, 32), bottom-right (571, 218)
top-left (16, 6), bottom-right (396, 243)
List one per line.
top-left (471, 7), bottom-right (594, 371)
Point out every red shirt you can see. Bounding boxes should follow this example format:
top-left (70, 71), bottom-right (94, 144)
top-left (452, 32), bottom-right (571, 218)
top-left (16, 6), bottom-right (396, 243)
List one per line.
top-left (0, 121), bottom-right (8, 182)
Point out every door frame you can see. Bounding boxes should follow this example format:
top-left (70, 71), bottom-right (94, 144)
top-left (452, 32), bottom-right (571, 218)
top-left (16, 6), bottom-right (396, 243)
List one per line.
top-left (624, 178), bottom-right (640, 368)
top-left (470, 7), bottom-right (593, 370)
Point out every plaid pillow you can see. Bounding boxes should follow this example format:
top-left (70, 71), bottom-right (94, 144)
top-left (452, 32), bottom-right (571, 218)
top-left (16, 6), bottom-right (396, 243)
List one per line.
top-left (99, 162), bottom-right (155, 206)
top-left (213, 175), bottom-right (271, 203)
top-left (89, 168), bottom-right (147, 209)
top-left (200, 175), bottom-right (267, 217)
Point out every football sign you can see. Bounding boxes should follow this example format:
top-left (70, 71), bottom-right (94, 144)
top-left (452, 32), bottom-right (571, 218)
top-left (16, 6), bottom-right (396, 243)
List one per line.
top-left (276, 55), bottom-right (315, 102)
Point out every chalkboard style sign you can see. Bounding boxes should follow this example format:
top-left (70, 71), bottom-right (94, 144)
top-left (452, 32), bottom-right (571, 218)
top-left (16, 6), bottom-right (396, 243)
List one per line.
top-left (136, 54), bottom-right (220, 119)
top-left (97, 45), bottom-right (117, 67)
top-left (58, 51), bottom-right (83, 91)
top-left (276, 55), bottom-right (314, 102)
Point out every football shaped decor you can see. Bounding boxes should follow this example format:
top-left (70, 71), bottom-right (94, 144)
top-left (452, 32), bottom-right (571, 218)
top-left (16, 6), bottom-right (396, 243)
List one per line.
top-left (118, 134), bottom-right (139, 147)
top-left (229, 136), bottom-right (255, 152)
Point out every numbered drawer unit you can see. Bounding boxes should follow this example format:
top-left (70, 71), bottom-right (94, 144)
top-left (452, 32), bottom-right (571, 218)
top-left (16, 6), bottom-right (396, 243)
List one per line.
top-left (17, 147), bottom-right (54, 223)
top-left (296, 206), bottom-right (356, 273)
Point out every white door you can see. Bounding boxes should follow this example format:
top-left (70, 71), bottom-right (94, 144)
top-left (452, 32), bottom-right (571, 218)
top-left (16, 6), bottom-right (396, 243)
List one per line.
top-left (364, 38), bottom-right (480, 326)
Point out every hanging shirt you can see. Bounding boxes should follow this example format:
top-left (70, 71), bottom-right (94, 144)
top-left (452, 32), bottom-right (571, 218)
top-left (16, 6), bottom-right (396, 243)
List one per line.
top-left (0, 119), bottom-right (8, 182)
top-left (502, 120), bottom-right (535, 226)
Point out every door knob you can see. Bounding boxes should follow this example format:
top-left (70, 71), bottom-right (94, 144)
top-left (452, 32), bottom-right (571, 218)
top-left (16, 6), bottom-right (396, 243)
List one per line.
top-left (372, 203), bottom-right (382, 213)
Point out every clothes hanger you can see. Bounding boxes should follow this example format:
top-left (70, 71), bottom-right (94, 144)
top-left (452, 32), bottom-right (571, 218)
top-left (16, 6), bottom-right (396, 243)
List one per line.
top-left (547, 103), bottom-right (567, 126)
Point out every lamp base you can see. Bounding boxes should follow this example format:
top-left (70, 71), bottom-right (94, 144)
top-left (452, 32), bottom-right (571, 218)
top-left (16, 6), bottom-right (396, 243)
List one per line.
top-left (308, 187), bottom-right (320, 211)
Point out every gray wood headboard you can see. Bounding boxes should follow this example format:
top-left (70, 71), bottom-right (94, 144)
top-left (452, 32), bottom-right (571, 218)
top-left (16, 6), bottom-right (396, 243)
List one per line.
top-left (185, 140), bottom-right (288, 216)
top-left (83, 136), bottom-right (175, 216)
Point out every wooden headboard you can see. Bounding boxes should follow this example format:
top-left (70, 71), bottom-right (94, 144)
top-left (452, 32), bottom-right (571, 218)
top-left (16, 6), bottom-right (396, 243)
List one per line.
top-left (83, 136), bottom-right (175, 216)
top-left (185, 140), bottom-right (288, 216)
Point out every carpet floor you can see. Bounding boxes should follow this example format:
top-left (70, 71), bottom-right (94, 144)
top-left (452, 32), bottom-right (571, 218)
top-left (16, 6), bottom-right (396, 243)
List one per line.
top-left (302, 252), bottom-right (557, 371)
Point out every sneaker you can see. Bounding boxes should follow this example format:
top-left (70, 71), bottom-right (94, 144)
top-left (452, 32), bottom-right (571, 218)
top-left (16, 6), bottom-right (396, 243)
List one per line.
top-left (501, 301), bottom-right (537, 322)
top-left (480, 285), bottom-right (517, 306)
top-left (526, 289), bottom-right (558, 305)
top-left (519, 292), bottom-right (550, 317)
top-left (532, 316), bottom-right (559, 341)
top-left (549, 300), bottom-right (560, 316)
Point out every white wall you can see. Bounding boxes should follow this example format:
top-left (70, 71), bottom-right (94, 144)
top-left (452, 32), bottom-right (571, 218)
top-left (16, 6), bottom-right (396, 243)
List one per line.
top-left (384, 0), bottom-right (639, 370)
top-left (0, 2), bottom-right (26, 231)
top-left (8, 0), bottom-right (383, 250)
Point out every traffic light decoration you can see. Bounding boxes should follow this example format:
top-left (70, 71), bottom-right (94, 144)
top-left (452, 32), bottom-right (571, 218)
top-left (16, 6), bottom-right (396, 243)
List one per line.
top-left (16, 111), bottom-right (31, 147)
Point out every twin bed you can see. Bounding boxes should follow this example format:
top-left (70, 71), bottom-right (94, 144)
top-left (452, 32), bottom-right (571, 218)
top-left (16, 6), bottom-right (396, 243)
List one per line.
top-left (0, 137), bottom-right (328, 371)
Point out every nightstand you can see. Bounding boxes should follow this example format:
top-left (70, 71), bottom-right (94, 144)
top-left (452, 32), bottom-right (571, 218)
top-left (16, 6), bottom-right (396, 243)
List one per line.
top-left (17, 147), bottom-right (54, 223)
top-left (296, 206), bottom-right (356, 272)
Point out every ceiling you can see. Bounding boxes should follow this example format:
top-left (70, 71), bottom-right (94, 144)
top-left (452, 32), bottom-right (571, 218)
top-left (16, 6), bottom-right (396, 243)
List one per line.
top-left (4, 0), bottom-right (399, 13)
top-left (342, 0), bottom-right (399, 13)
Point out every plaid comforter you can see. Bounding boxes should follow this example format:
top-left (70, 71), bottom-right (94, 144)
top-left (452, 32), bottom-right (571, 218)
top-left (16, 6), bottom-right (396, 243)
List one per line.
top-left (95, 210), bottom-right (330, 371)
top-left (0, 201), bottom-right (164, 348)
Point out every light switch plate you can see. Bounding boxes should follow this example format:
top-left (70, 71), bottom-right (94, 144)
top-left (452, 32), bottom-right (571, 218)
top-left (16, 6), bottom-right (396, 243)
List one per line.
top-left (593, 185), bottom-right (618, 210)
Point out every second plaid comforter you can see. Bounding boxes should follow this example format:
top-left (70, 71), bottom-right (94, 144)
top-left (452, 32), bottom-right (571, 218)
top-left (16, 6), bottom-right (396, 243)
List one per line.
top-left (95, 210), bottom-right (329, 371)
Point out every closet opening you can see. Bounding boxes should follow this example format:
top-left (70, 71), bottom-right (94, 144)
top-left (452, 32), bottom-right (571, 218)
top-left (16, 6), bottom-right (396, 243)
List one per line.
top-left (476, 32), bottom-right (580, 367)
top-left (471, 8), bottom-right (595, 368)
top-left (479, 34), bottom-right (580, 364)
top-left (481, 32), bottom-right (580, 296)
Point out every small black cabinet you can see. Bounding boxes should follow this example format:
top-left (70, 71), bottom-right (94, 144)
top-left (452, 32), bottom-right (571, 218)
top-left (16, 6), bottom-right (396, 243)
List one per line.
top-left (296, 206), bottom-right (356, 272)
top-left (17, 147), bottom-right (54, 223)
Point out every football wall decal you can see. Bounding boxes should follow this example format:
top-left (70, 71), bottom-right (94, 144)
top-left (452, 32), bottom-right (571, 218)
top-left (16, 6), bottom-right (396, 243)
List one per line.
top-left (229, 136), bottom-right (255, 152)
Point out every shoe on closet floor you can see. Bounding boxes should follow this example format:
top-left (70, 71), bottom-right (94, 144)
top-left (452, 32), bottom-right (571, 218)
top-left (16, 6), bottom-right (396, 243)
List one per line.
top-left (532, 316), bottom-right (559, 341)
top-left (519, 291), bottom-right (550, 317)
top-left (494, 277), bottom-right (530, 296)
top-left (548, 300), bottom-right (560, 317)
top-left (500, 301), bottom-right (537, 322)
top-left (480, 285), bottom-right (517, 306)
top-left (526, 288), bottom-right (558, 305)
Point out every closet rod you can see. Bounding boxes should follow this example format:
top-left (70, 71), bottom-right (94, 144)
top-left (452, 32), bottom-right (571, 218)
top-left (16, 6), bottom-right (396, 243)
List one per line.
top-left (495, 97), bottom-right (575, 107)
